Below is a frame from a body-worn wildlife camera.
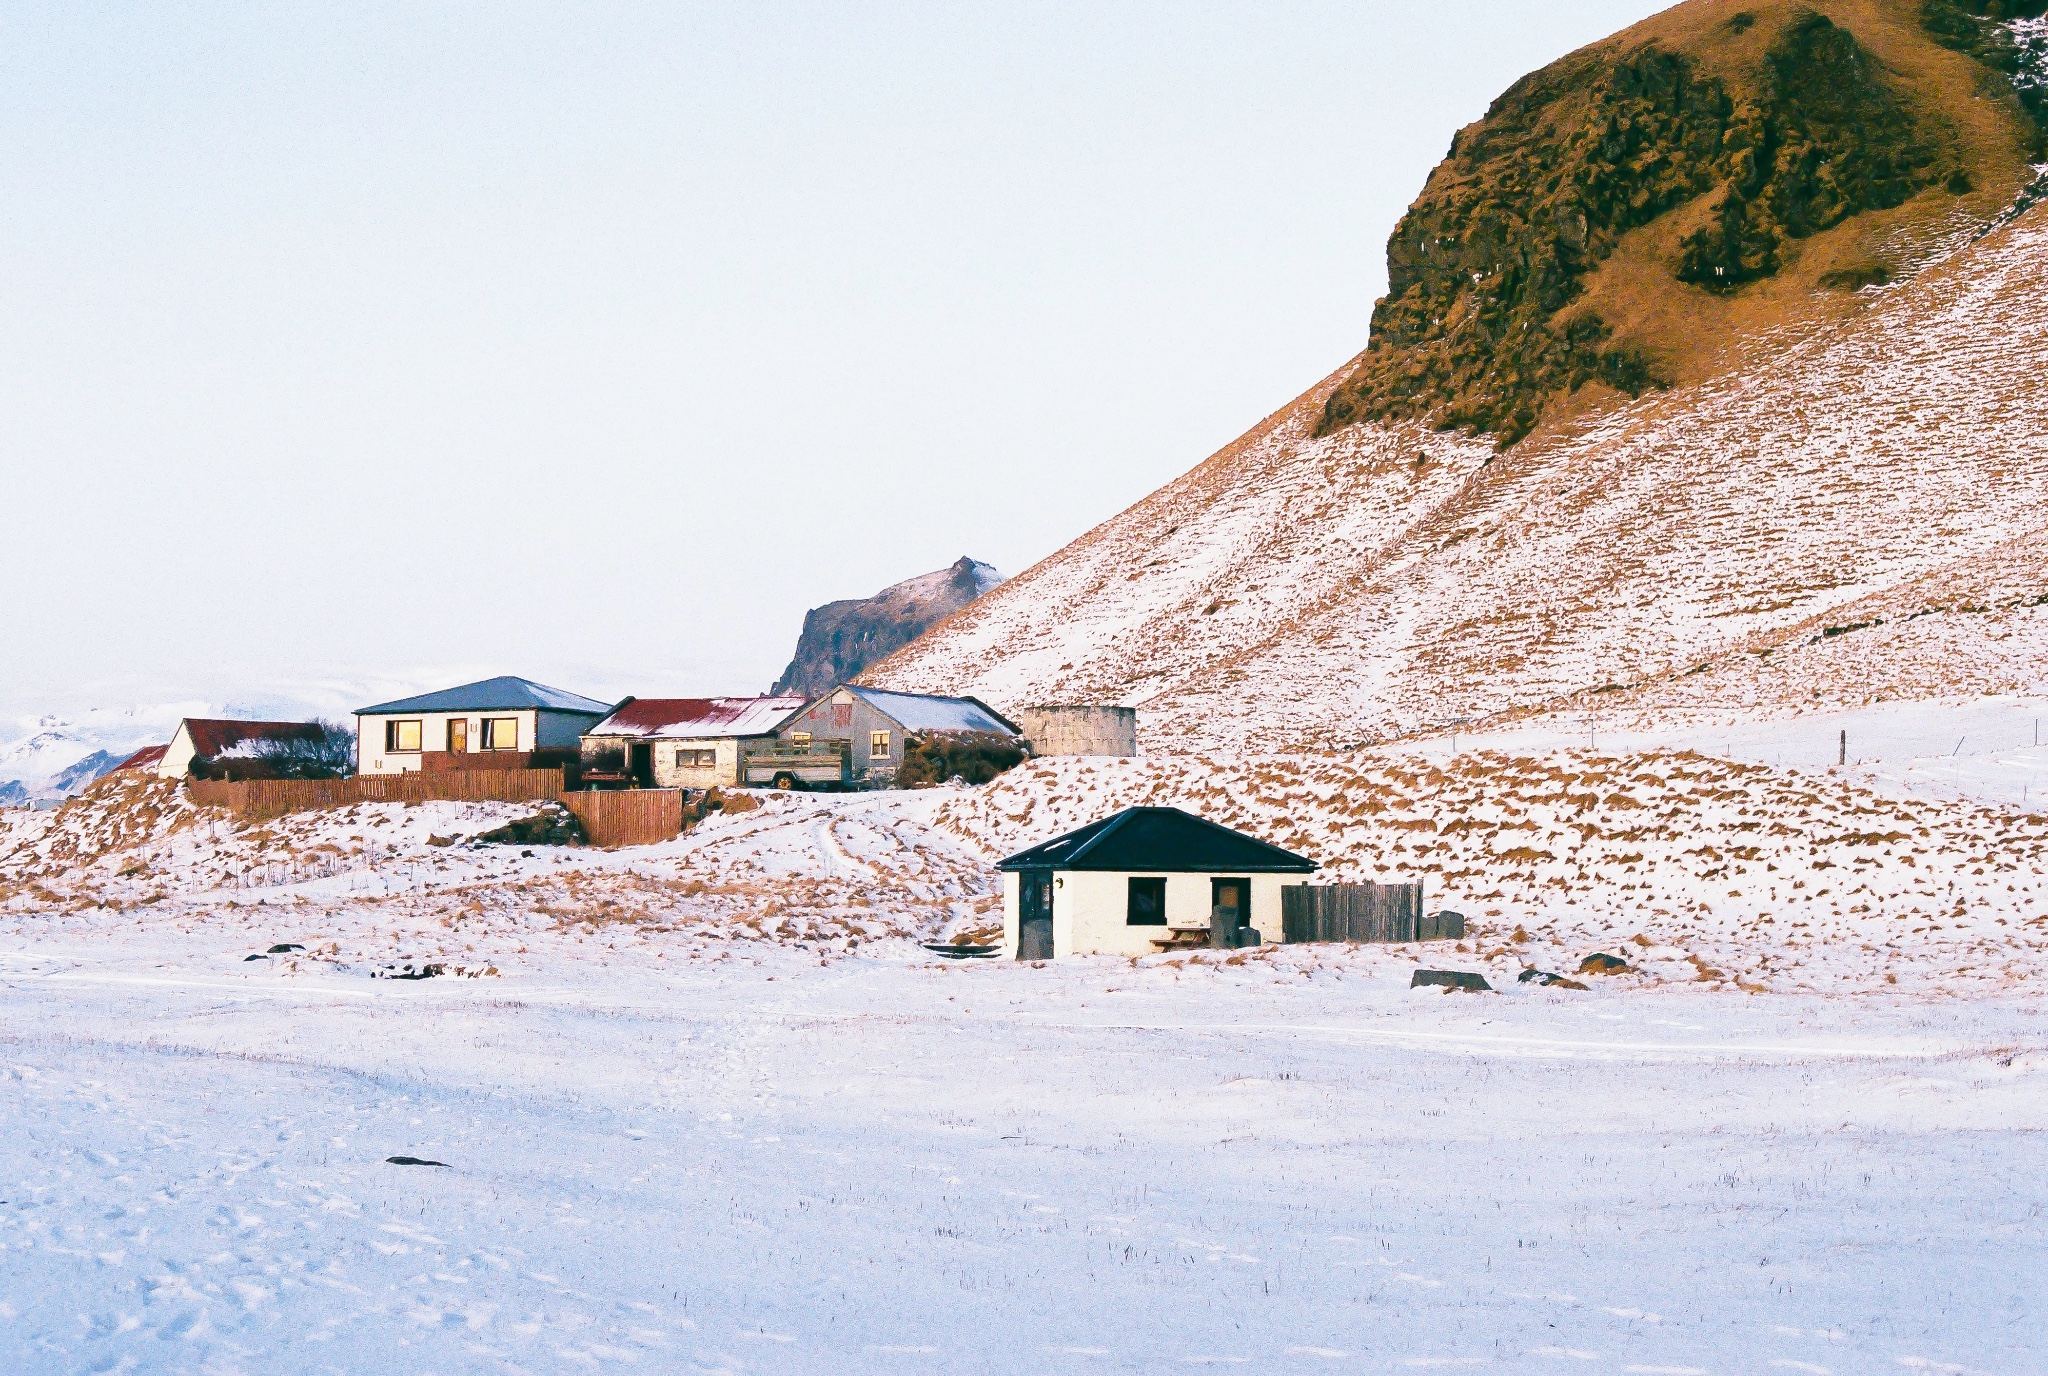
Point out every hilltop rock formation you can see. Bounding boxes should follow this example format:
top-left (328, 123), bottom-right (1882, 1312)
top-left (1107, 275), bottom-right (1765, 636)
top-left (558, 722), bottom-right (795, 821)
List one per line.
top-left (1319, 0), bottom-right (2046, 446)
top-left (771, 558), bottom-right (1002, 699)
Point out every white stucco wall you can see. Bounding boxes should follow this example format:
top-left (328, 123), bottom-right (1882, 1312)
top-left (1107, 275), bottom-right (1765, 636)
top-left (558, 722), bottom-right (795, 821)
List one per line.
top-left (1002, 870), bottom-right (1292, 959)
top-left (356, 709), bottom-right (536, 774)
top-left (648, 737), bottom-right (746, 789)
top-left (156, 723), bottom-right (200, 779)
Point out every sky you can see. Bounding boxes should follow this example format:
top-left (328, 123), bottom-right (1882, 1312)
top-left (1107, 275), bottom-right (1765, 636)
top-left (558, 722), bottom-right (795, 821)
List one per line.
top-left (0, 1), bottom-right (1663, 727)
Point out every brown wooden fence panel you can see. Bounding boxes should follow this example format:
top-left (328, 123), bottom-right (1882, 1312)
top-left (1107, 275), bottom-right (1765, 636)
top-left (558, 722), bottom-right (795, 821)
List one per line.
top-left (1279, 881), bottom-right (1433, 944)
top-left (187, 770), bottom-right (564, 821)
top-left (561, 789), bottom-right (685, 848)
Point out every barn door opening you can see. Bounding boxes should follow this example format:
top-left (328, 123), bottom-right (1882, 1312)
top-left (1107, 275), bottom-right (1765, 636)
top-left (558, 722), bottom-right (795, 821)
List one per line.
top-left (1210, 877), bottom-right (1250, 949)
top-left (1018, 870), bottom-right (1054, 960)
top-left (628, 742), bottom-right (653, 787)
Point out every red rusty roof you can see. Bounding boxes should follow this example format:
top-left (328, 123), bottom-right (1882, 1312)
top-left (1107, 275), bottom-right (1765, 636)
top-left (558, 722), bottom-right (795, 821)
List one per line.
top-left (180, 719), bottom-right (324, 757)
top-left (586, 697), bottom-right (806, 740)
top-left (114, 744), bottom-right (169, 771)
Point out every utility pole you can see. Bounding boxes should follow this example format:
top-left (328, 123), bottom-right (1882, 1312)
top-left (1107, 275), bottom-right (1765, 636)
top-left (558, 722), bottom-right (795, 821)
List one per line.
top-left (1839, 729), bottom-right (1846, 767)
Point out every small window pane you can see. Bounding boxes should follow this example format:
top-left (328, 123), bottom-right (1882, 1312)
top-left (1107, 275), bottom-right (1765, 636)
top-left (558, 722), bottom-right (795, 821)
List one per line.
top-left (870, 730), bottom-right (890, 760)
top-left (1127, 877), bottom-right (1167, 926)
top-left (390, 720), bottom-right (422, 752)
top-left (485, 718), bottom-right (519, 750)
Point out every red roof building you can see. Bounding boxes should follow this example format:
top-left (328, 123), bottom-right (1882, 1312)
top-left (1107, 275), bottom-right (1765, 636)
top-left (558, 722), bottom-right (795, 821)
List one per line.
top-left (581, 696), bottom-right (806, 789)
top-left (158, 719), bottom-right (324, 779)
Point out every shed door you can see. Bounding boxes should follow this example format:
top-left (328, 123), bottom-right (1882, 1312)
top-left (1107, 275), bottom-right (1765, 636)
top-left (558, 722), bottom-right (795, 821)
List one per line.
top-left (1018, 870), bottom-right (1054, 961)
top-left (1210, 877), bottom-right (1250, 948)
top-left (447, 719), bottom-right (467, 754)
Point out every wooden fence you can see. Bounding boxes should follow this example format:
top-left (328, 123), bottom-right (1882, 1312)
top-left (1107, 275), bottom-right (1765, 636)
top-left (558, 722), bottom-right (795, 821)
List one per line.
top-left (560, 789), bottom-right (686, 849)
top-left (188, 769), bottom-right (566, 821)
top-left (1281, 882), bottom-right (1463, 944)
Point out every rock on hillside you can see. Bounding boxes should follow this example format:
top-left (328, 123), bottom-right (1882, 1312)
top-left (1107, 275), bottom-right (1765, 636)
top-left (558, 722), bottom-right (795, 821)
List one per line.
top-left (771, 557), bottom-right (1003, 699)
top-left (867, 2), bottom-right (2048, 755)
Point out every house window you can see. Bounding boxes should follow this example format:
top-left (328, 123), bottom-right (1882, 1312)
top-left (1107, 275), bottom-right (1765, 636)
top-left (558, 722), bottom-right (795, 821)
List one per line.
top-left (675, 748), bottom-right (715, 769)
top-left (386, 720), bottom-right (422, 753)
top-left (870, 730), bottom-right (891, 760)
top-left (1127, 877), bottom-right (1167, 926)
top-left (788, 732), bottom-right (811, 747)
top-left (483, 717), bottom-right (520, 750)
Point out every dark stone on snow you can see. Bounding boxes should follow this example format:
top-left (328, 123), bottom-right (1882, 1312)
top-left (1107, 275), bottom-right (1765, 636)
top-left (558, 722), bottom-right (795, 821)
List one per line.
top-left (243, 953), bottom-right (268, 961)
top-left (385, 1156), bottom-right (449, 1168)
top-left (923, 942), bottom-right (1001, 960)
top-left (376, 963), bottom-right (445, 981)
top-left (1519, 968), bottom-right (1590, 990)
top-left (1412, 969), bottom-right (1493, 992)
top-left (475, 803), bottom-right (585, 848)
top-left (1578, 952), bottom-right (1632, 975)
top-left (267, 943), bottom-right (304, 954)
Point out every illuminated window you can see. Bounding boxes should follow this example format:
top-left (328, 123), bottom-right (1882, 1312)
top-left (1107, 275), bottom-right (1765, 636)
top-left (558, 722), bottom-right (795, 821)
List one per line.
top-left (386, 720), bottom-right (422, 753)
top-left (870, 730), bottom-right (890, 760)
top-left (483, 717), bottom-right (520, 750)
top-left (788, 732), bottom-right (811, 747)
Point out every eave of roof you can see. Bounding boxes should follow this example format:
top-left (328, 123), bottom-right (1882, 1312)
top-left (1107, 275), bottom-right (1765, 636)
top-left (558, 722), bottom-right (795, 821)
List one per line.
top-left (356, 676), bottom-right (614, 717)
top-left (996, 806), bottom-right (1317, 873)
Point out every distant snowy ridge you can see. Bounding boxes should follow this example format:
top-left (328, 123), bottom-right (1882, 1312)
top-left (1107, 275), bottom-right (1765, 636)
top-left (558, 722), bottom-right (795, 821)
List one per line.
top-left (0, 704), bottom-right (203, 802)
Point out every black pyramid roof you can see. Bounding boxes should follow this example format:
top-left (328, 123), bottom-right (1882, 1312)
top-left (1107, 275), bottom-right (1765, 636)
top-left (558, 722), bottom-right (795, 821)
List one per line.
top-left (996, 806), bottom-right (1316, 874)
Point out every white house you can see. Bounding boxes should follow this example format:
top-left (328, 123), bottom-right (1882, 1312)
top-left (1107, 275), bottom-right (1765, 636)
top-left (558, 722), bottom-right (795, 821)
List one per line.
top-left (354, 676), bottom-right (614, 774)
top-left (996, 806), bottom-right (1316, 959)
top-left (579, 696), bottom-right (807, 789)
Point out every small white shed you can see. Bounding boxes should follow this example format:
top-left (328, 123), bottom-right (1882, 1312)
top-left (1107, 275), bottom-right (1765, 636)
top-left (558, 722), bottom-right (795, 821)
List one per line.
top-left (996, 806), bottom-right (1317, 960)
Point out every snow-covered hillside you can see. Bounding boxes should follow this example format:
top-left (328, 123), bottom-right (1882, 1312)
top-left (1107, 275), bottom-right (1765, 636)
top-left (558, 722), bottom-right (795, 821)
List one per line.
top-left (871, 207), bottom-right (2048, 755)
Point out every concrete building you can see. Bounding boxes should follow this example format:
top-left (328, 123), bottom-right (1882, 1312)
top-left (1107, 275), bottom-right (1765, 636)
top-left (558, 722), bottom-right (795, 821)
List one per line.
top-left (778, 686), bottom-right (1018, 781)
top-left (996, 806), bottom-right (1316, 960)
top-left (156, 720), bottom-right (324, 780)
top-left (579, 696), bottom-right (807, 789)
top-left (354, 677), bottom-right (613, 775)
top-left (1010, 705), bottom-right (1138, 757)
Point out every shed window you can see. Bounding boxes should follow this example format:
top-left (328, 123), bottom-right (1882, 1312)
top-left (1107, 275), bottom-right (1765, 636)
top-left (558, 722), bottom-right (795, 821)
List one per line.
top-left (385, 720), bottom-right (422, 753)
top-left (483, 717), bottom-right (520, 750)
top-left (675, 748), bottom-right (715, 769)
top-left (1126, 877), bottom-right (1167, 926)
top-left (870, 730), bottom-right (891, 760)
top-left (788, 732), bottom-right (811, 747)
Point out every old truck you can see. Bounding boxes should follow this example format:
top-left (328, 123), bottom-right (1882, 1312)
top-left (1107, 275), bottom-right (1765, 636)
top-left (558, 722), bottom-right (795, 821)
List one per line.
top-left (738, 738), bottom-right (853, 790)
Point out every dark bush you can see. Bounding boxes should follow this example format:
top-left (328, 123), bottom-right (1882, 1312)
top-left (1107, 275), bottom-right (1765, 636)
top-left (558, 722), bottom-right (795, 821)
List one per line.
top-left (893, 731), bottom-right (1030, 788)
top-left (192, 721), bottom-right (357, 780)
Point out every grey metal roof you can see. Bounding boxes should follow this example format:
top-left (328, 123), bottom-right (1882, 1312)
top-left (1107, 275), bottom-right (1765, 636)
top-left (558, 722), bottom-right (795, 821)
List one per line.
top-left (997, 806), bottom-right (1317, 873)
top-left (845, 687), bottom-right (1018, 734)
top-left (356, 676), bottom-right (614, 717)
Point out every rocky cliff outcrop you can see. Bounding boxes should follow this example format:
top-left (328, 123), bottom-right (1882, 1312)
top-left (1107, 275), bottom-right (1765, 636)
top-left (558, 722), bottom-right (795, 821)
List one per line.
top-left (1318, 0), bottom-right (2043, 447)
top-left (771, 558), bottom-right (1002, 699)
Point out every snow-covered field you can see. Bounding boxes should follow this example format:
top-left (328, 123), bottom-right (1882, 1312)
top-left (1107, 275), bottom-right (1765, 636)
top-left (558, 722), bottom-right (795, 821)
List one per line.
top-left (4, 761), bottom-right (2046, 1373)
top-left (5, 937), bottom-right (2045, 1375)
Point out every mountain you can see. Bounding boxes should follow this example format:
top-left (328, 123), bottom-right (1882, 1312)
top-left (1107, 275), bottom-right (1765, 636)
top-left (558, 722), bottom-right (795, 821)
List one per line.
top-left (0, 705), bottom-right (197, 802)
top-left (770, 558), bottom-right (1003, 699)
top-left (868, 0), bottom-right (2048, 754)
